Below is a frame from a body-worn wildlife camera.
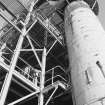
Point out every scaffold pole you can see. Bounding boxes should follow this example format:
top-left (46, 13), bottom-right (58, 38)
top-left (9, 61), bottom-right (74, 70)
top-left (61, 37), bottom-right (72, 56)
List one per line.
top-left (0, 1), bottom-right (36, 104)
top-left (38, 47), bottom-right (46, 105)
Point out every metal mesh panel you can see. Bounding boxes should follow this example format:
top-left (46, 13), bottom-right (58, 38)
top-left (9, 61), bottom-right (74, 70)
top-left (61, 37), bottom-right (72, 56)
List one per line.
top-left (0, 0), bottom-right (26, 15)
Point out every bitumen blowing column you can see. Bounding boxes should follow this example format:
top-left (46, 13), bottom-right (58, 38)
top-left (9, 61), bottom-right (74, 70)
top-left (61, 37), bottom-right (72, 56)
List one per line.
top-left (65, 1), bottom-right (105, 105)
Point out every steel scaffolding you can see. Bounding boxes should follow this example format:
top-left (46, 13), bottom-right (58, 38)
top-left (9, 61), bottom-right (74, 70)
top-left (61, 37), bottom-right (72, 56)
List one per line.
top-left (0, 0), bottom-right (70, 105)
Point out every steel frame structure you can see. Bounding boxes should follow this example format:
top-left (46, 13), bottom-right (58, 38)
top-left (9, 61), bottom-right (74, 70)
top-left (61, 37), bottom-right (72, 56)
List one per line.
top-left (0, 0), bottom-right (69, 105)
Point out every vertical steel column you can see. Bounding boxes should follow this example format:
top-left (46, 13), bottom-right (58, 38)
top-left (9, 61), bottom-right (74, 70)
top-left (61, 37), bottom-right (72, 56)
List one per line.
top-left (0, 23), bottom-right (25, 105)
top-left (38, 47), bottom-right (46, 105)
top-left (65, 1), bottom-right (105, 105)
top-left (0, 1), bottom-right (36, 104)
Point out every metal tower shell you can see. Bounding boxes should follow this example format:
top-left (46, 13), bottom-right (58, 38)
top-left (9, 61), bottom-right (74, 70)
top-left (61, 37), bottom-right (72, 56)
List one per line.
top-left (83, 0), bottom-right (99, 15)
top-left (65, 1), bottom-right (105, 105)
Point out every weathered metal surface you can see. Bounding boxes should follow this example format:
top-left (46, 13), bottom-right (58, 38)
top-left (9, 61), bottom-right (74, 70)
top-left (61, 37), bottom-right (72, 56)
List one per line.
top-left (65, 1), bottom-right (105, 105)
top-left (0, 0), bottom-right (26, 15)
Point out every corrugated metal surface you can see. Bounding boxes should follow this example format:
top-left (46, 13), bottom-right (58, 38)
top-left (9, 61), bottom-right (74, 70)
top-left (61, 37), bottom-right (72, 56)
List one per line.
top-left (0, 10), bottom-right (13, 29)
top-left (0, 0), bottom-right (26, 15)
top-left (18, 0), bottom-right (33, 9)
top-left (0, 17), bottom-right (7, 30)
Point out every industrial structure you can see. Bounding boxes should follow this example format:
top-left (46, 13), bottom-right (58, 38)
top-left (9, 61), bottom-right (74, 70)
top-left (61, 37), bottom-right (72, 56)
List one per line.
top-left (0, 0), bottom-right (104, 105)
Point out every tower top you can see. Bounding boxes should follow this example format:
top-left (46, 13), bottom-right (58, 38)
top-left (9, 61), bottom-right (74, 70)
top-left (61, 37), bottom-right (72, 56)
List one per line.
top-left (83, 0), bottom-right (99, 15)
top-left (68, 0), bottom-right (99, 15)
top-left (47, 0), bottom-right (99, 15)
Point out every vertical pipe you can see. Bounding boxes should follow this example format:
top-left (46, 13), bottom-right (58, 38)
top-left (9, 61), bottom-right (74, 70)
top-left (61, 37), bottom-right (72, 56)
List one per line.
top-left (38, 47), bottom-right (46, 105)
top-left (65, 1), bottom-right (105, 105)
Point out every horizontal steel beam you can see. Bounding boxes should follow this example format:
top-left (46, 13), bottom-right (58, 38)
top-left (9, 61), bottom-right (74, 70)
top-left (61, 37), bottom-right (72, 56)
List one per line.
top-left (0, 61), bottom-right (40, 90)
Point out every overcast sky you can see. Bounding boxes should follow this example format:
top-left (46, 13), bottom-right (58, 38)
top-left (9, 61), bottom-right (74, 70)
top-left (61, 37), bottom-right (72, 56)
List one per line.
top-left (98, 0), bottom-right (105, 28)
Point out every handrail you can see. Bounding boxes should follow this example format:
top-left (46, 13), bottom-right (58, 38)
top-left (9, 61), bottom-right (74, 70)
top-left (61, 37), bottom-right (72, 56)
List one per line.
top-left (35, 11), bottom-right (63, 45)
top-left (45, 75), bottom-right (67, 83)
top-left (46, 65), bottom-right (66, 73)
top-left (1, 47), bottom-right (68, 86)
top-left (44, 65), bottom-right (69, 87)
top-left (36, 12), bottom-right (60, 36)
top-left (1, 54), bottom-right (40, 85)
top-left (1, 45), bottom-right (41, 73)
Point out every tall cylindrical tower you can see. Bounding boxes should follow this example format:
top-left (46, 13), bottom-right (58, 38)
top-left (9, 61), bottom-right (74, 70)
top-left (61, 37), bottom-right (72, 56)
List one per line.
top-left (65, 1), bottom-right (105, 105)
